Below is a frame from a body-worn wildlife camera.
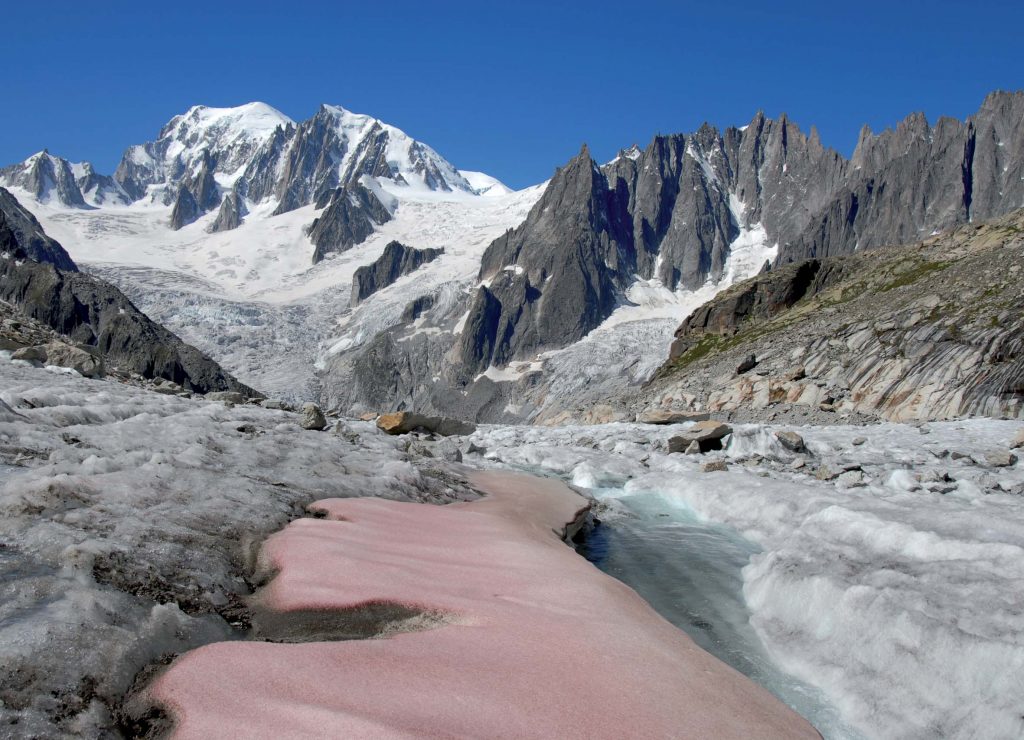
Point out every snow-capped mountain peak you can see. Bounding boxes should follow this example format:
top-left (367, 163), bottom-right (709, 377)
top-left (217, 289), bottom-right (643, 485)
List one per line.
top-left (0, 150), bottom-right (86, 207)
top-left (115, 101), bottom-right (295, 203)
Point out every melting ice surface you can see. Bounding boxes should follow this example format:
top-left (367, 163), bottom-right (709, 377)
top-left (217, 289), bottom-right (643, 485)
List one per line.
top-left (579, 487), bottom-right (861, 739)
top-left (473, 419), bottom-right (1024, 740)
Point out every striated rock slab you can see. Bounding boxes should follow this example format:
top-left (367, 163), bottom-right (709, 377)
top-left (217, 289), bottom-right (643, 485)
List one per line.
top-left (143, 470), bottom-right (818, 739)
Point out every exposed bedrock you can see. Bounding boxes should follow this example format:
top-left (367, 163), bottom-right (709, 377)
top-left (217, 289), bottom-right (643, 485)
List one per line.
top-left (351, 241), bottom-right (443, 305)
top-left (645, 210), bottom-right (1024, 423)
top-left (308, 182), bottom-right (392, 263)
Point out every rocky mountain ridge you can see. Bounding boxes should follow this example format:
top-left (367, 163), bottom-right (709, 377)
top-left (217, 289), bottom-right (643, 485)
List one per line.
top-left (451, 91), bottom-right (1024, 379)
top-left (1, 102), bottom-right (480, 248)
top-left (0, 188), bottom-right (253, 394)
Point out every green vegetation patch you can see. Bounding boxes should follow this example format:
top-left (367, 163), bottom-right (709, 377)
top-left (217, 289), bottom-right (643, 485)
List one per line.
top-left (877, 259), bottom-right (953, 293)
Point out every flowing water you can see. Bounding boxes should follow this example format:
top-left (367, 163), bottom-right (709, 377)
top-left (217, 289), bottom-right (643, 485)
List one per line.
top-left (578, 486), bottom-right (862, 740)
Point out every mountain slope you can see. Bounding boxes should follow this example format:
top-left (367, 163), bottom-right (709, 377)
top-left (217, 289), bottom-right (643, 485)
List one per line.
top-left (637, 208), bottom-right (1024, 422)
top-left (0, 190), bottom-right (255, 394)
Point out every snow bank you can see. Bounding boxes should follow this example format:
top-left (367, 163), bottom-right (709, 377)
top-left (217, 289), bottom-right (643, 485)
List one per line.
top-left (149, 471), bottom-right (817, 739)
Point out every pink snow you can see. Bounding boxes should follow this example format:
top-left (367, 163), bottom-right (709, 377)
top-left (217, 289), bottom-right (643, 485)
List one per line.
top-left (150, 470), bottom-right (819, 738)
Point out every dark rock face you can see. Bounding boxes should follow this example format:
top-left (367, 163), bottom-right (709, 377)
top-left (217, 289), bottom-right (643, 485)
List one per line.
top-left (0, 188), bottom-right (78, 271)
top-left (351, 241), bottom-right (443, 305)
top-left (779, 91), bottom-right (1024, 263)
top-left (668, 260), bottom-right (838, 359)
top-left (0, 152), bottom-right (86, 208)
top-left (208, 191), bottom-right (246, 233)
top-left (455, 92), bottom-right (1024, 378)
top-left (0, 193), bottom-right (253, 394)
top-left (458, 145), bottom-right (633, 377)
top-left (309, 184), bottom-right (392, 263)
top-left (169, 186), bottom-right (201, 230)
top-left (401, 294), bottom-right (436, 322)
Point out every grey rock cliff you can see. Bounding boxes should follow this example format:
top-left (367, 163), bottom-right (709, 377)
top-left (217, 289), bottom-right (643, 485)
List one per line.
top-left (643, 209), bottom-right (1024, 423)
top-left (351, 241), bottom-right (444, 304)
top-left (454, 91), bottom-right (1024, 381)
top-left (779, 91), bottom-right (1024, 263)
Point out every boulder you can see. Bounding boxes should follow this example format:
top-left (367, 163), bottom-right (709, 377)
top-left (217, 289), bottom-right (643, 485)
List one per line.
top-left (636, 409), bottom-right (710, 425)
top-left (815, 465), bottom-right (841, 481)
top-left (785, 366), bottom-right (806, 381)
top-left (358, 412), bottom-right (378, 422)
top-left (1011, 430), bottom-right (1024, 449)
top-left (774, 430), bottom-right (807, 454)
top-left (701, 460), bottom-right (729, 473)
top-left (300, 403), bottom-right (328, 431)
top-left (736, 354), bottom-right (758, 374)
top-left (985, 450), bottom-right (1018, 468)
top-left (668, 420), bottom-right (732, 454)
top-left (261, 399), bottom-right (291, 411)
top-left (852, 437), bottom-right (867, 446)
top-left (837, 470), bottom-right (867, 488)
top-left (207, 391), bottom-right (246, 404)
top-left (11, 345), bottom-right (47, 363)
top-left (376, 411), bottom-right (476, 437)
top-left (43, 342), bottom-right (103, 377)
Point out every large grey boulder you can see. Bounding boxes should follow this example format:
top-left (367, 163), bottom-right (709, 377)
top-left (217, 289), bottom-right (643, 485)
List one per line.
top-left (636, 409), bottom-right (710, 424)
top-left (42, 341), bottom-right (104, 377)
top-left (206, 391), bottom-right (246, 404)
top-left (300, 403), bottom-right (328, 431)
top-left (775, 430), bottom-right (807, 454)
top-left (14, 341), bottom-right (103, 377)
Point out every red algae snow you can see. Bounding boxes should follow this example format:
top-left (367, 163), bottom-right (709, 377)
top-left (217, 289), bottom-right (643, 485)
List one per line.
top-left (149, 470), bottom-right (819, 738)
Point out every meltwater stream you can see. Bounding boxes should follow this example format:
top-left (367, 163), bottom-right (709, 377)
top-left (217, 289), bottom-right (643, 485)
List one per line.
top-left (578, 486), bottom-right (862, 740)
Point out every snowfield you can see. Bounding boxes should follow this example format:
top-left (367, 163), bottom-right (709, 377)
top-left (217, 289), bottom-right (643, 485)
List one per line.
top-left (470, 420), bottom-right (1024, 739)
top-left (0, 357), bottom-right (472, 736)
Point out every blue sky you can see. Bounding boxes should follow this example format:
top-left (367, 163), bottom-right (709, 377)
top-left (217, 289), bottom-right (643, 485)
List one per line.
top-left (4, 0), bottom-right (1022, 189)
